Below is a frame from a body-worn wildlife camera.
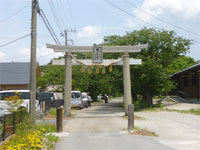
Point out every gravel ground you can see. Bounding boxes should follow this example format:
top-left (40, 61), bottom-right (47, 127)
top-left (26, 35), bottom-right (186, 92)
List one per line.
top-left (55, 98), bottom-right (173, 150)
top-left (135, 99), bottom-right (200, 150)
top-left (63, 99), bottom-right (127, 132)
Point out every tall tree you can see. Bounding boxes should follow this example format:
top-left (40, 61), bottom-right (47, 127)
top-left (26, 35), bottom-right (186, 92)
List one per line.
top-left (104, 28), bottom-right (192, 106)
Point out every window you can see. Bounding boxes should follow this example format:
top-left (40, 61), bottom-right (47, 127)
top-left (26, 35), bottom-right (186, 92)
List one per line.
top-left (0, 92), bottom-right (30, 100)
top-left (71, 93), bottom-right (80, 98)
top-left (20, 92), bottom-right (30, 99)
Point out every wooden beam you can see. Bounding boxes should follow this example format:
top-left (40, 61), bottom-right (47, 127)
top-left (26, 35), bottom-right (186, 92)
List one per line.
top-left (46, 44), bottom-right (148, 53)
top-left (52, 58), bottom-right (142, 66)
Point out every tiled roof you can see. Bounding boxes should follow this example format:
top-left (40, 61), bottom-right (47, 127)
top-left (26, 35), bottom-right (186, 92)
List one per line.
top-left (0, 62), bottom-right (30, 85)
top-left (170, 63), bottom-right (200, 77)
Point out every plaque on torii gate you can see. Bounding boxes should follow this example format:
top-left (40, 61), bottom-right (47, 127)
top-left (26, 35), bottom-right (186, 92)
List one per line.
top-left (46, 44), bottom-right (148, 117)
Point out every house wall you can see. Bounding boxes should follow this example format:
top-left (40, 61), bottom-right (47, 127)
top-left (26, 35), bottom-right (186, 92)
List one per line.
top-left (0, 84), bottom-right (29, 91)
top-left (198, 71), bottom-right (200, 101)
top-left (176, 71), bottom-right (199, 99)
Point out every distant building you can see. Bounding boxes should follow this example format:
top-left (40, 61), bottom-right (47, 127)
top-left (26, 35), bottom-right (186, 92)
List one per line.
top-left (170, 63), bottom-right (200, 102)
top-left (0, 62), bottom-right (40, 90)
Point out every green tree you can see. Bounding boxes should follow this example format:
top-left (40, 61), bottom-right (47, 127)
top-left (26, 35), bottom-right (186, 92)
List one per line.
top-left (104, 28), bottom-right (192, 106)
top-left (166, 56), bottom-right (196, 75)
top-left (37, 65), bottom-right (65, 91)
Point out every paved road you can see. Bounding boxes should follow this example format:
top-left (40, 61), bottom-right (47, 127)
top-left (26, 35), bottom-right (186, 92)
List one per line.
top-left (55, 98), bottom-right (174, 150)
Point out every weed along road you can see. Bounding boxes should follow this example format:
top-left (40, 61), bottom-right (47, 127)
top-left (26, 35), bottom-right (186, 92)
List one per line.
top-left (55, 98), bottom-right (173, 150)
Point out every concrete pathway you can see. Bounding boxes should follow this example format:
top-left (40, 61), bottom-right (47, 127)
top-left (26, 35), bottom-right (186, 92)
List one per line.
top-left (55, 98), bottom-right (174, 150)
top-left (56, 132), bottom-right (174, 150)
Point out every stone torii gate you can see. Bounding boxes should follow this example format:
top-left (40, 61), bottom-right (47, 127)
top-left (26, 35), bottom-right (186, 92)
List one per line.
top-left (47, 44), bottom-right (148, 117)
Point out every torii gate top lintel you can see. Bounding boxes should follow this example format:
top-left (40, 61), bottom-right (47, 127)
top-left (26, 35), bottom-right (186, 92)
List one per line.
top-left (46, 44), bottom-right (148, 53)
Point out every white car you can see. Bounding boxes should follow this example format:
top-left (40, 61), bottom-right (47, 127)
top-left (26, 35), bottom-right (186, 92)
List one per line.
top-left (97, 94), bottom-right (103, 100)
top-left (82, 92), bottom-right (89, 108)
top-left (71, 91), bottom-right (84, 109)
top-left (0, 90), bottom-right (40, 114)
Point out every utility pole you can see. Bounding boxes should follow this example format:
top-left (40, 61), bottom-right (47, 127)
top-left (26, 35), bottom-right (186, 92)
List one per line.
top-left (30, 0), bottom-right (38, 122)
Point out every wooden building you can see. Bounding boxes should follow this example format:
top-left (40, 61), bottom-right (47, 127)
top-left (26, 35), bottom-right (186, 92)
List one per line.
top-left (171, 63), bottom-right (200, 102)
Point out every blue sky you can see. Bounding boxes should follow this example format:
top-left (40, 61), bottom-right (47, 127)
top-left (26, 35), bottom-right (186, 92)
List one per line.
top-left (0, 0), bottom-right (200, 65)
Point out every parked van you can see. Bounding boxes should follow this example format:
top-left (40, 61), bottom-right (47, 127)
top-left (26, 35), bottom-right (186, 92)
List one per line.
top-left (71, 91), bottom-right (84, 109)
top-left (82, 92), bottom-right (89, 108)
top-left (0, 90), bottom-right (40, 114)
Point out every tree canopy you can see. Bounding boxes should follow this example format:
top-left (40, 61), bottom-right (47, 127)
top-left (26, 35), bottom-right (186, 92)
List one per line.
top-left (104, 28), bottom-right (193, 105)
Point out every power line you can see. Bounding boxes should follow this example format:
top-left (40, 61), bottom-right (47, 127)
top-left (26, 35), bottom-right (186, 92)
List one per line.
top-left (54, 0), bottom-right (67, 29)
top-left (0, 33), bottom-right (30, 48)
top-left (48, 0), bottom-right (63, 32)
top-left (123, 0), bottom-right (200, 37)
top-left (0, 54), bottom-right (29, 61)
top-left (0, 48), bottom-right (63, 62)
top-left (0, 3), bottom-right (31, 24)
top-left (104, 0), bottom-right (160, 29)
top-left (59, 0), bottom-right (72, 28)
top-left (38, 8), bottom-right (61, 45)
top-left (66, 0), bottom-right (76, 28)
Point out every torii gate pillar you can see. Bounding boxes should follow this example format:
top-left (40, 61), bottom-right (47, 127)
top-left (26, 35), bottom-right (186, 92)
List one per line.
top-left (123, 52), bottom-right (132, 115)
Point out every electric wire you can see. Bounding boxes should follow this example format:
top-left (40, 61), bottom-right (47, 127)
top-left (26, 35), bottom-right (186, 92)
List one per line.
top-left (59, 0), bottom-right (72, 28)
top-left (104, 0), bottom-right (160, 29)
top-left (0, 3), bottom-right (31, 24)
top-left (48, 0), bottom-right (63, 32)
top-left (123, 0), bottom-right (200, 37)
top-left (0, 34), bottom-right (30, 48)
top-left (54, 0), bottom-right (66, 29)
top-left (38, 8), bottom-right (61, 45)
top-left (66, 0), bottom-right (75, 28)
top-left (0, 55), bottom-right (29, 61)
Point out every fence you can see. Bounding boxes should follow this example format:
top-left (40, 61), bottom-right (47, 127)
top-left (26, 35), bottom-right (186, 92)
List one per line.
top-left (0, 109), bottom-right (27, 141)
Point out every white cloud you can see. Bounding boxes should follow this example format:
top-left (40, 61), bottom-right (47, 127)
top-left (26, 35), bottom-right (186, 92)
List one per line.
top-left (77, 26), bottom-right (102, 39)
top-left (0, 52), bottom-right (6, 62)
top-left (77, 25), bottom-right (104, 45)
top-left (134, 0), bottom-right (200, 22)
top-left (5, 46), bottom-right (64, 65)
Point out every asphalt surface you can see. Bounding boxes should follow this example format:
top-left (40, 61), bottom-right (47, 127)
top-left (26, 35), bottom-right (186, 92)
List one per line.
top-left (56, 132), bottom-right (174, 150)
top-left (55, 98), bottom-right (174, 150)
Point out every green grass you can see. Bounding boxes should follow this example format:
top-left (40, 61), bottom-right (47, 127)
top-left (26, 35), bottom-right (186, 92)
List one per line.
top-left (120, 101), bottom-right (163, 112)
top-left (134, 126), bottom-right (140, 130)
top-left (131, 126), bottom-right (158, 137)
top-left (124, 115), bottom-right (145, 120)
top-left (164, 108), bottom-right (200, 116)
top-left (35, 124), bottom-right (57, 133)
top-left (135, 103), bottom-right (163, 112)
top-left (91, 100), bottom-right (103, 103)
top-left (48, 108), bottom-right (76, 117)
top-left (49, 108), bottom-right (57, 116)
top-left (45, 134), bottom-right (59, 150)
top-left (0, 123), bottom-right (3, 134)
top-left (189, 109), bottom-right (200, 115)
